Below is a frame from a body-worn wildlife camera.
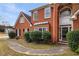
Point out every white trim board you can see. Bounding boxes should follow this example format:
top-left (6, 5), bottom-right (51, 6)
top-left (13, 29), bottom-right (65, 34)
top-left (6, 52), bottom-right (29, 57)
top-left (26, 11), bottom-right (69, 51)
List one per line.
top-left (34, 21), bottom-right (48, 25)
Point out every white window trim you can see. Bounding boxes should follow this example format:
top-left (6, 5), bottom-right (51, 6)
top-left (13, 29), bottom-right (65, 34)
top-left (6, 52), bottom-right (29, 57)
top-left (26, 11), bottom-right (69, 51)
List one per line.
top-left (33, 11), bottom-right (38, 21)
top-left (44, 7), bottom-right (51, 19)
top-left (34, 21), bottom-right (48, 25)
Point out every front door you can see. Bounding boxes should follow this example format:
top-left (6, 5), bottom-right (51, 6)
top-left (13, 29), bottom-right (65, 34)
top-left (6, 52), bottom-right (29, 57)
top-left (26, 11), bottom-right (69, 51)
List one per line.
top-left (17, 29), bottom-right (19, 36)
top-left (59, 26), bottom-right (71, 41)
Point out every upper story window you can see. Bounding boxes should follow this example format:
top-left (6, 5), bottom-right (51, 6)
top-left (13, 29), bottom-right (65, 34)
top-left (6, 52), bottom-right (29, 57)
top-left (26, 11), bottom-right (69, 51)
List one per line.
top-left (19, 16), bottom-right (25, 23)
top-left (33, 11), bottom-right (38, 21)
top-left (44, 7), bottom-right (51, 19)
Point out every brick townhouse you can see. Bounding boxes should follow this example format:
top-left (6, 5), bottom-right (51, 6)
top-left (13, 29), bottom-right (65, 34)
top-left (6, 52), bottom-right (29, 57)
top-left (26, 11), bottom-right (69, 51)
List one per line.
top-left (15, 3), bottom-right (79, 43)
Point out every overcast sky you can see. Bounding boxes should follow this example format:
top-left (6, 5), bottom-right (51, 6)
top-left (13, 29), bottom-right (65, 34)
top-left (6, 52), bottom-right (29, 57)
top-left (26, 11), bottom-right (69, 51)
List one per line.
top-left (0, 3), bottom-right (47, 26)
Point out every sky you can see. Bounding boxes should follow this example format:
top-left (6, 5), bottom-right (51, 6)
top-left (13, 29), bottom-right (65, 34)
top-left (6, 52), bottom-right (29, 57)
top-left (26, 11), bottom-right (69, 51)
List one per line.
top-left (0, 3), bottom-right (47, 26)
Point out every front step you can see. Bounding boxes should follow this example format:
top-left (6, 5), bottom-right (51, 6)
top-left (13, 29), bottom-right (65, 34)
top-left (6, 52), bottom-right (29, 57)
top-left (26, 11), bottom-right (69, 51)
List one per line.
top-left (58, 41), bottom-right (68, 45)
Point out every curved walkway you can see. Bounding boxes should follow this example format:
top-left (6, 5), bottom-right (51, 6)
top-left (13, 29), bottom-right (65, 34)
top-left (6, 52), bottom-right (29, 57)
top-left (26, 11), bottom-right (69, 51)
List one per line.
top-left (7, 40), bottom-right (69, 55)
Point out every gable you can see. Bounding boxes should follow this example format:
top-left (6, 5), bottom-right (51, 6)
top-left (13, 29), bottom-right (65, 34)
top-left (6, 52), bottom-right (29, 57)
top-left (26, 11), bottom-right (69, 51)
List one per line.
top-left (15, 12), bottom-right (32, 28)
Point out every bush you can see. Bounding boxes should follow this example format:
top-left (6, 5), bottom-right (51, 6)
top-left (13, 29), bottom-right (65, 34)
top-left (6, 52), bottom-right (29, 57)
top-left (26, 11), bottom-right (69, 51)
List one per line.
top-left (24, 32), bottom-right (32, 42)
top-left (24, 31), bottom-right (51, 44)
top-left (0, 29), bottom-right (5, 32)
top-left (66, 30), bottom-right (79, 51)
top-left (16, 36), bottom-right (19, 40)
top-left (8, 31), bottom-right (16, 39)
top-left (75, 48), bottom-right (79, 53)
top-left (30, 31), bottom-right (42, 43)
top-left (42, 31), bottom-right (51, 43)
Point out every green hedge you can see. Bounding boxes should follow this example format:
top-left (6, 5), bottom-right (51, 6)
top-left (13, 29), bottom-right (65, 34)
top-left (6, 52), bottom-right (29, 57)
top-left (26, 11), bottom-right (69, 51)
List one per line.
top-left (0, 29), bottom-right (5, 32)
top-left (24, 31), bottom-right (51, 44)
top-left (66, 30), bottom-right (79, 51)
top-left (24, 32), bottom-right (32, 42)
top-left (30, 31), bottom-right (42, 43)
top-left (42, 31), bottom-right (51, 43)
top-left (8, 31), bottom-right (16, 39)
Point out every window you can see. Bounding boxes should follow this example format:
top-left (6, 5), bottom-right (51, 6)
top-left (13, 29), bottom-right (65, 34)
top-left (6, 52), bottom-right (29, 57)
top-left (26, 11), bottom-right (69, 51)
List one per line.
top-left (34, 27), bottom-right (48, 32)
top-left (39, 28), bottom-right (42, 31)
top-left (19, 17), bottom-right (25, 23)
top-left (44, 7), bottom-right (51, 18)
top-left (34, 28), bottom-right (39, 31)
top-left (33, 11), bottom-right (38, 21)
top-left (59, 10), bottom-right (71, 25)
top-left (43, 28), bottom-right (48, 31)
top-left (24, 29), bottom-right (28, 32)
top-left (23, 28), bottom-right (29, 33)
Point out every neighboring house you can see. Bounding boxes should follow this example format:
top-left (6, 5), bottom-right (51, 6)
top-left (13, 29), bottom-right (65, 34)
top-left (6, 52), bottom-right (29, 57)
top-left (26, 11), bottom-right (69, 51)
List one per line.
top-left (15, 3), bottom-right (79, 43)
top-left (0, 25), bottom-right (14, 34)
top-left (15, 12), bottom-right (32, 38)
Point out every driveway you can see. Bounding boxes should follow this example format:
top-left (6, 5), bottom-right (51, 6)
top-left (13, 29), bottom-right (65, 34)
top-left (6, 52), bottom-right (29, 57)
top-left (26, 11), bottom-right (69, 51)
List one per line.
top-left (0, 34), bottom-right (9, 39)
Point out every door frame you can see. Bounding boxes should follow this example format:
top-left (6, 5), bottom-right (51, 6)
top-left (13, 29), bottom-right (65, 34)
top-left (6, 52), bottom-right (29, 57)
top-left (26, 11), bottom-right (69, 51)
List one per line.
top-left (59, 25), bottom-right (71, 41)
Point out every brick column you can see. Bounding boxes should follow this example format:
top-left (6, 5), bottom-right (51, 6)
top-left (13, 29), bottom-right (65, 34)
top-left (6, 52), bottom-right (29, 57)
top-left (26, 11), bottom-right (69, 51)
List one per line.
top-left (51, 4), bottom-right (59, 43)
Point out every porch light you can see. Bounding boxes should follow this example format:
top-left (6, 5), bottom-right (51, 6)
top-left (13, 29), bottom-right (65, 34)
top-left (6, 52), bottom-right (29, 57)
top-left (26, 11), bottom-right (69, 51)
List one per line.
top-left (71, 15), bottom-right (77, 20)
top-left (71, 9), bottom-right (79, 20)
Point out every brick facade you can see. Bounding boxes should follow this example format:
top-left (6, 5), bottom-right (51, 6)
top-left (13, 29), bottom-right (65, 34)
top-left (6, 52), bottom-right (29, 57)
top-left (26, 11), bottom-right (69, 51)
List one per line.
top-left (15, 3), bottom-right (79, 43)
top-left (15, 12), bottom-right (31, 38)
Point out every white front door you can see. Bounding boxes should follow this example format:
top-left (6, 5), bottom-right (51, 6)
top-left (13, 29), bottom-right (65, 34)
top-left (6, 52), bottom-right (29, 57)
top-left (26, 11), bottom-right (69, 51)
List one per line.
top-left (59, 26), bottom-right (71, 41)
top-left (25, 29), bottom-right (27, 32)
top-left (17, 29), bottom-right (19, 36)
top-left (59, 9), bottom-right (72, 41)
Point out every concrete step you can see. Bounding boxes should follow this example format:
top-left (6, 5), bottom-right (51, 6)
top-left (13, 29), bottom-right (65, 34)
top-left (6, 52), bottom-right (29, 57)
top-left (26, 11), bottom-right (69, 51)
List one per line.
top-left (58, 41), bottom-right (68, 45)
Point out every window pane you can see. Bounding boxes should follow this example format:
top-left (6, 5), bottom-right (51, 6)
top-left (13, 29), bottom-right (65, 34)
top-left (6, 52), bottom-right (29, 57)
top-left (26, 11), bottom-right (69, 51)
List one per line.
top-left (44, 7), bottom-right (51, 18)
top-left (34, 28), bottom-right (39, 31)
top-left (43, 28), bottom-right (48, 31)
top-left (33, 11), bottom-right (38, 21)
top-left (39, 28), bottom-right (42, 31)
top-left (20, 17), bottom-right (24, 23)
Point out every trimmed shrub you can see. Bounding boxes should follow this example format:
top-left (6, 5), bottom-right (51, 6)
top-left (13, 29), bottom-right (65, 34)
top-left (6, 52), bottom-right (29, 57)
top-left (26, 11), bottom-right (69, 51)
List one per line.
top-left (8, 31), bottom-right (16, 39)
top-left (16, 36), bottom-right (19, 40)
top-left (24, 32), bottom-right (32, 42)
top-left (66, 30), bottom-right (79, 51)
top-left (42, 31), bottom-right (51, 43)
top-left (0, 29), bottom-right (5, 32)
top-left (30, 31), bottom-right (42, 43)
top-left (75, 48), bottom-right (79, 53)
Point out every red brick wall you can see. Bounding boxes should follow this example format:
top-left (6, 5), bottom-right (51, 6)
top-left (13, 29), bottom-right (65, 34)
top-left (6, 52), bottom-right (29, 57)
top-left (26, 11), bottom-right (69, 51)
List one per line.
top-left (73, 16), bottom-right (79, 30)
top-left (31, 7), bottom-right (54, 42)
top-left (15, 4), bottom-right (79, 43)
top-left (31, 7), bottom-right (53, 24)
top-left (31, 4), bottom-right (79, 43)
top-left (15, 16), bottom-right (31, 38)
top-left (72, 4), bottom-right (79, 30)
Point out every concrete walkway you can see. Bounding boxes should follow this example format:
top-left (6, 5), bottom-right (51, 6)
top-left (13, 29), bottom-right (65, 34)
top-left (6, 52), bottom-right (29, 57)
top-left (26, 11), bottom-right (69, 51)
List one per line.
top-left (0, 36), bottom-right (9, 38)
top-left (0, 34), bottom-right (9, 39)
top-left (7, 40), bottom-right (69, 55)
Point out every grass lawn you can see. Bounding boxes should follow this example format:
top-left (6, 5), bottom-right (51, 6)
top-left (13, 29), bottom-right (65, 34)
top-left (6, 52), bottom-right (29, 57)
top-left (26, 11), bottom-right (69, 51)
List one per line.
top-left (58, 49), bottom-right (79, 56)
top-left (0, 39), bottom-right (27, 56)
top-left (17, 39), bottom-right (56, 49)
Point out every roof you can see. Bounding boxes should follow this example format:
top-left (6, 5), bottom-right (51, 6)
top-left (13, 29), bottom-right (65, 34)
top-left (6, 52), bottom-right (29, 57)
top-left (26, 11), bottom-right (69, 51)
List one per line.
top-left (29, 3), bottom-right (53, 12)
top-left (22, 12), bottom-right (31, 23)
top-left (15, 11), bottom-right (32, 27)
